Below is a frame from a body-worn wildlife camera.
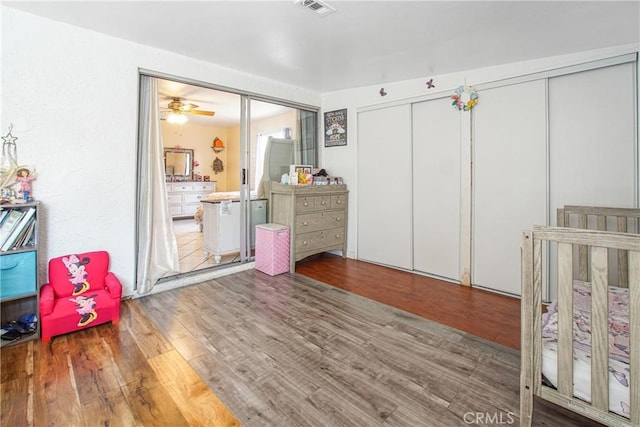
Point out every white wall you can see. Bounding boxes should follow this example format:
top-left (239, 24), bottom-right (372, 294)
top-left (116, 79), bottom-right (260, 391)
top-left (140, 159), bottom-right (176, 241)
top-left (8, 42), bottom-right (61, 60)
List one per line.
top-left (321, 43), bottom-right (639, 262)
top-left (1, 7), bottom-right (320, 296)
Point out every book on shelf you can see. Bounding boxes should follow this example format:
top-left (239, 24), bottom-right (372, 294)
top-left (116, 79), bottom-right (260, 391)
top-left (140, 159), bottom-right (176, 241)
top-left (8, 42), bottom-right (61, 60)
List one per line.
top-left (0, 209), bottom-right (9, 226)
top-left (1, 207), bottom-right (36, 251)
top-left (15, 220), bottom-right (36, 248)
top-left (0, 209), bottom-right (26, 249)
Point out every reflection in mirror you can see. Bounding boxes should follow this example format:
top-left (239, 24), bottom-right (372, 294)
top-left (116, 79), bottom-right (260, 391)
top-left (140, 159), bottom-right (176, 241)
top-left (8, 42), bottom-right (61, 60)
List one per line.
top-left (164, 148), bottom-right (193, 180)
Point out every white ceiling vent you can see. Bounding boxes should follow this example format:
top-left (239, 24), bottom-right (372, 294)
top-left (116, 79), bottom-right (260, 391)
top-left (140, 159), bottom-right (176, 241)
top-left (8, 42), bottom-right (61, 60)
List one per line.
top-left (295, 0), bottom-right (336, 17)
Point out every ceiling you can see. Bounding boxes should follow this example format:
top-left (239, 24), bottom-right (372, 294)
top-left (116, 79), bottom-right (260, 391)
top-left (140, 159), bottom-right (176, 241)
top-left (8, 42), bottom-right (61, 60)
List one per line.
top-left (4, 1), bottom-right (639, 127)
top-left (157, 79), bottom-right (293, 127)
top-left (5, 1), bottom-right (638, 93)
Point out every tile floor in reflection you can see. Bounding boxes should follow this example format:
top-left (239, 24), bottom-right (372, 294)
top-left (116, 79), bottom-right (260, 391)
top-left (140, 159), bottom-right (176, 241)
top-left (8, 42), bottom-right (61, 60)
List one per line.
top-left (172, 218), bottom-right (240, 273)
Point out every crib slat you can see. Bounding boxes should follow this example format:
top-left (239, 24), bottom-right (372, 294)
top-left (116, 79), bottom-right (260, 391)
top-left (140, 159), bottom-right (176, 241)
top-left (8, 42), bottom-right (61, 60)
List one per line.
top-left (618, 217), bottom-right (629, 287)
top-left (520, 231), bottom-right (535, 426)
top-left (578, 215), bottom-right (589, 281)
top-left (590, 246), bottom-right (609, 412)
top-left (557, 242), bottom-right (574, 396)
top-left (532, 238), bottom-right (543, 396)
top-left (629, 251), bottom-right (640, 425)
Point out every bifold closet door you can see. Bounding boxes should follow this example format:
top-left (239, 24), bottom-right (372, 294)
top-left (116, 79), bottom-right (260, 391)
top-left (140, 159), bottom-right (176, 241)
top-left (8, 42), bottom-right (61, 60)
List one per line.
top-left (412, 98), bottom-right (461, 282)
top-left (472, 80), bottom-right (547, 296)
top-left (357, 105), bottom-right (412, 269)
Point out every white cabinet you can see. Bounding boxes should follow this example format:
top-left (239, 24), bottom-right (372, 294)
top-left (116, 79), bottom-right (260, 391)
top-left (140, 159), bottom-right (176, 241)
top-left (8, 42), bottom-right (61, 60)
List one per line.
top-left (166, 182), bottom-right (215, 218)
top-left (202, 199), bottom-right (267, 263)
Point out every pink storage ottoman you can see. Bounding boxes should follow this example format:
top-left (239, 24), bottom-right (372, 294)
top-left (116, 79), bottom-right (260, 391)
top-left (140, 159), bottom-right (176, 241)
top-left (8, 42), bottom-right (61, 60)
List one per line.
top-left (255, 223), bottom-right (290, 276)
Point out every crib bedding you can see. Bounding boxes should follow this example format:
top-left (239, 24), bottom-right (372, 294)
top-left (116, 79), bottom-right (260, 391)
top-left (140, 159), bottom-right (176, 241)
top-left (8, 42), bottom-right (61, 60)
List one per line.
top-left (541, 280), bottom-right (631, 418)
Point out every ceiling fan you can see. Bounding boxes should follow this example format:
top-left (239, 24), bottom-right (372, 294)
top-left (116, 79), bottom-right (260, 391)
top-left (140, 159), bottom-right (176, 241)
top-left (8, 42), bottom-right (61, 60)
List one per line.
top-left (165, 97), bottom-right (215, 117)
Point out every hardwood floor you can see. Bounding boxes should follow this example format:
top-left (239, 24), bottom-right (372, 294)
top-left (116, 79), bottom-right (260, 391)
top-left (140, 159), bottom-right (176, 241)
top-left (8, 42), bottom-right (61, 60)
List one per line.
top-left (1, 256), bottom-right (602, 426)
top-left (295, 253), bottom-right (521, 350)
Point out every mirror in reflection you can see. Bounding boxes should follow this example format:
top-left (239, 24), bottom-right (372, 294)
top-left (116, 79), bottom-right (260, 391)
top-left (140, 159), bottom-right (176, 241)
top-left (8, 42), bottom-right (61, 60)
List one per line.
top-left (164, 147), bottom-right (193, 180)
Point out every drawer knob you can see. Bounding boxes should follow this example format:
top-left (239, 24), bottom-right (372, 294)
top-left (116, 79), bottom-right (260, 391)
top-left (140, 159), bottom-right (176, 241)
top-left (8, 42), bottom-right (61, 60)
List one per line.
top-left (335, 217), bottom-right (341, 221)
top-left (321, 200), bottom-right (326, 205)
top-left (303, 202), bottom-right (309, 207)
top-left (335, 234), bottom-right (341, 238)
top-left (302, 241), bottom-right (308, 246)
top-left (336, 200), bottom-right (341, 204)
top-left (303, 221), bottom-right (308, 226)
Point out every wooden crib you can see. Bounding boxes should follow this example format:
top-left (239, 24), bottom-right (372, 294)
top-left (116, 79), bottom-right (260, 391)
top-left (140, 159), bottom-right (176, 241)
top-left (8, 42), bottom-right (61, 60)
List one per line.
top-left (520, 206), bottom-right (640, 426)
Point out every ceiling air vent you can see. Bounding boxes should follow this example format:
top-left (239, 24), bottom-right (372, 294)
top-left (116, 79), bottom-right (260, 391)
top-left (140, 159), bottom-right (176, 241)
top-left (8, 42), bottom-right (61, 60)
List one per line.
top-left (295, 0), bottom-right (336, 17)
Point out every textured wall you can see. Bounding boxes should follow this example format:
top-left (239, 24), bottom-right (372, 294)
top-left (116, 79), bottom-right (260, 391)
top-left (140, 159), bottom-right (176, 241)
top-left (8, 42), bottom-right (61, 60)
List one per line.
top-left (2, 7), bottom-right (320, 296)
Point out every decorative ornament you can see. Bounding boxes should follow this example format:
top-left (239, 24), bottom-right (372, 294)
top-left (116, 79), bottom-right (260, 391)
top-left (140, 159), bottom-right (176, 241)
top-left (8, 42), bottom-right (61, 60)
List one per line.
top-left (1, 124), bottom-right (20, 191)
top-left (2, 124), bottom-right (18, 146)
top-left (451, 85), bottom-right (478, 111)
top-left (379, 88), bottom-right (387, 97)
top-left (426, 78), bottom-right (435, 89)
top-left (212, 157), bottom-right (224, 175)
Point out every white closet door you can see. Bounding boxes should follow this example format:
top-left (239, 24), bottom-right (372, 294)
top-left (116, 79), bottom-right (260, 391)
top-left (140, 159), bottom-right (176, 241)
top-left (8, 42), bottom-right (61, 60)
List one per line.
top-left (549, 63), bottom-right (636, 216)
top-left (412, 98), bottom-right (461, 281)
top-left (357, 105), bottom-right (413, 269)
top-left (548, 62), bottom-right (636, 301)
top-left (473, 80), bottom-right (547, 295)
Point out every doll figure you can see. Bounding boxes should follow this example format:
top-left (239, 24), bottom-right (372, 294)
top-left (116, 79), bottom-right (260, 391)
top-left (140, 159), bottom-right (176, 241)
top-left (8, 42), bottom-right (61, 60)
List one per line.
top-left (16, 167), bottom-right (36, 202)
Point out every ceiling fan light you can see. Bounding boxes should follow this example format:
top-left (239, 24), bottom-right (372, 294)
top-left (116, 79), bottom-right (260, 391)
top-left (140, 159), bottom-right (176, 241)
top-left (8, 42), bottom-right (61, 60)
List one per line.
top-left (167, 112), bottom-right (188, 124)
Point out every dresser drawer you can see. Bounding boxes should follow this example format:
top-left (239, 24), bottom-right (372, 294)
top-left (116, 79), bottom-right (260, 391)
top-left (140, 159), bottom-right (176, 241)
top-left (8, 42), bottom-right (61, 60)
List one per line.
top-left (315, 195), bottom-right (331, 209)
top-left (331, 194), bottom-right (346, 209)
top-left (296, 227), bottom-right (345, 252)
top-left (192, 182), bottom-right (215, 192)
top-left (169, 183), bottom-right (194, 192)
top-left (184, 193), bottom-right (207, 203)
top-left (296, 196), bottom-right (316, 212)
top-left (167, 194), bottom-right (183, 204)
top-left (296, 211), bottom-right (345, 233)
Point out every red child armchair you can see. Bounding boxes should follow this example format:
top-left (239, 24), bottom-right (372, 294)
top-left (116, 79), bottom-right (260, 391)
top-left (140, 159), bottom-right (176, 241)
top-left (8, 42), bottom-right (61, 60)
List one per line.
top-left (39, 250), bottom-right (122, 342)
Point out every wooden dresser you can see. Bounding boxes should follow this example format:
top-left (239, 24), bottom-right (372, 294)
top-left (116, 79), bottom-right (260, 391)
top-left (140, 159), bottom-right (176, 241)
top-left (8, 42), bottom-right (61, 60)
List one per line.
top-left (269, 183), bottom-right (348, 272)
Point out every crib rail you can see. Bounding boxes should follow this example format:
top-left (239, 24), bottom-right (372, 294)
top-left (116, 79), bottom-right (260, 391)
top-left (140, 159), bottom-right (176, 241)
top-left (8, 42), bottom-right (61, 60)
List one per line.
top-left (558, 205), bottom-right (640, 287)
top-left (520, 226), bottom-right (640, 427)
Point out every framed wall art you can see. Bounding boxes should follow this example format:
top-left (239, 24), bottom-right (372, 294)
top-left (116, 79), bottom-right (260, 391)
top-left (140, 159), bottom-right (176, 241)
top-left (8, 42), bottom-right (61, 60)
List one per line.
top-left (324, 109), bottom-right (347, 147)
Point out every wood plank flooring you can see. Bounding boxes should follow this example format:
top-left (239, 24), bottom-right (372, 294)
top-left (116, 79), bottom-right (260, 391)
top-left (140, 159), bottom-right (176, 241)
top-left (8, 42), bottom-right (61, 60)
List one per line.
top-left (1, 256), bottom-right (602, 426)
top-left (295, 253), bottom-right (521, 350)
top-left (0, 300), bottom-right (240, 427)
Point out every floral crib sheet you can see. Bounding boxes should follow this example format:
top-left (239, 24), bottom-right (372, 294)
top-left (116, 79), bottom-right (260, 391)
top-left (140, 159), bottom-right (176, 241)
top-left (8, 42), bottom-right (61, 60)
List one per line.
top-left (541, 280), bottom-right (630, 418)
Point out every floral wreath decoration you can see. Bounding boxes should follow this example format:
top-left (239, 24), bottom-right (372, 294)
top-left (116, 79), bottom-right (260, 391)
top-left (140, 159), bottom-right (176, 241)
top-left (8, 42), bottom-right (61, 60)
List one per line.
top-left (451, 85), bottom-right (478, 111)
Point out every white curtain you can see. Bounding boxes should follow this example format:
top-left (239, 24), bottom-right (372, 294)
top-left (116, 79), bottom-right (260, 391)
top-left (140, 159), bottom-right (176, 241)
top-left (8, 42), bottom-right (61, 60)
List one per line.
top-left (136, 76), bottom-right (180, 294)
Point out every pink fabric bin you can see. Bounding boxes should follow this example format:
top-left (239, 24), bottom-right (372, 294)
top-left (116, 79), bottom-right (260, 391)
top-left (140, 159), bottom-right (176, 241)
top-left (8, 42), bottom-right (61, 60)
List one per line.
top-left (255, 223), bottom-right (290, 276)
